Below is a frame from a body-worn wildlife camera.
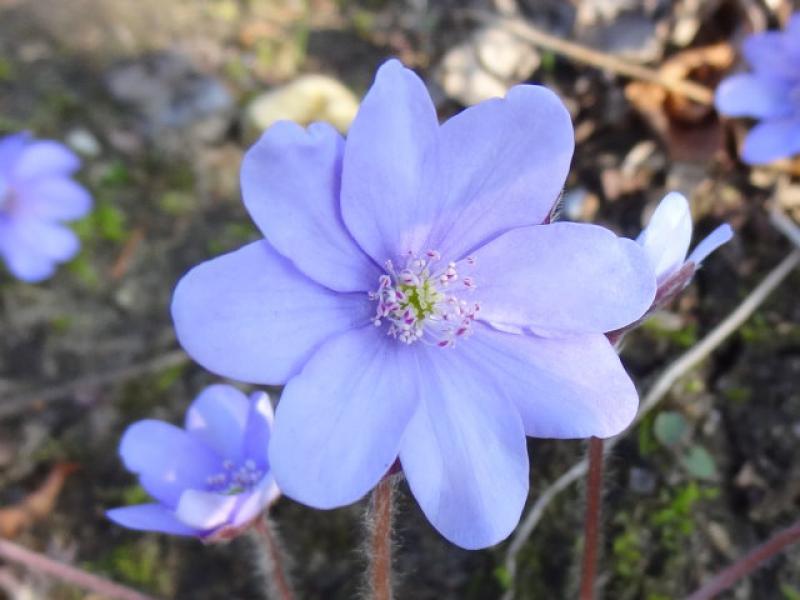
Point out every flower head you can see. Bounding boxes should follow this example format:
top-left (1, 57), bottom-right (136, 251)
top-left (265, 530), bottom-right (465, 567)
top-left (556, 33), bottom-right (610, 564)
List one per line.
top-left (637, 192), bottom-right (732, 286)
top-left (0, 133), bottom-right (91, 282)
top-left (172, 60), bottom-right (656, 548)
top-left (107, 384), bottom-right (280, 540)
top-left (715, 13), bottom-right (800, 164)
top-left (606, 192), bottom-right (732, 344)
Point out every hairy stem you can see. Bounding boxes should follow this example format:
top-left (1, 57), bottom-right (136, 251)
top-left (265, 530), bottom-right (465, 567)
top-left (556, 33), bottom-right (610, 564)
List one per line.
top-left (253, 516), bottom-right (295, 600)
top-left (685, 519), bottom-right (800, 600)
top-left (579, 437), bottom-right (605, 600)
top-left (366, 475), bottom-right (395, 600)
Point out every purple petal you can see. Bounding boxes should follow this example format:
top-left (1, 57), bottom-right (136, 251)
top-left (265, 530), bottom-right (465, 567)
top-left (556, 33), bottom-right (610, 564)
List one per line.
top-left (687, 223), bottom-right (733, 265)
top-left (172, 240), bottom-right (372, 384)
top-left (714, 73), bottom-right (793, 119)
top-left (340, 59), bottom-right (439, 264)
top-left (185, 384), bottom-right (250, 462)
top-left (467, 223), bottom-right (656, 334)
top-left (741, 118), bottom-right (800, 164)
top-left (241, 120), bottom-right (379, 292)
top-left (106, 504), bottom-right (198, 536)
top-left (268, 326), bottom-right (420, 508)
top-left (16, 178), bottom-right (92, 221)
top-left (119, 420), bottom-right (221, 506)
top-left (0, 133), bottom-right (30, 176)
top-left (636, 192), bottom-right (692, 281)
top-left (742, 32), bottom-right (797, 80)
top-left (399, 344), bottom-right (528, 549)
top-left (4, 218), bottom-right (80, 263)
top-left (242, 392), bottom-right (273, 469)
top-left (0, 221), bottom-right (57, 282)
top-left (429, 84), bottom-right (574, 260)
top-left (467, 325), bottom-right (639, 438)
top-left (12, 141), bottom-right (80, 183)
top-left (175, 490), bottom-right (239, 530)
top-left (231, 475), bottom-right (281, 527)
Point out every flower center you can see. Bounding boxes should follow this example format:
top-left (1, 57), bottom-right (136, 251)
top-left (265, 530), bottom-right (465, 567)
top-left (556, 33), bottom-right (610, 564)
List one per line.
top-left (369, 250), bottom-right (479, 348)
top-left (205, 459), bottom-right (264, 496)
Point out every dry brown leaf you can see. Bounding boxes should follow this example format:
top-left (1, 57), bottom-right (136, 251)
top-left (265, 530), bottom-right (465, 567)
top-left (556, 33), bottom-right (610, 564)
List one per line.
top-left (0, 463), bottom-right (79, 539)
top-left (626, 43), bottom-right (735, 161)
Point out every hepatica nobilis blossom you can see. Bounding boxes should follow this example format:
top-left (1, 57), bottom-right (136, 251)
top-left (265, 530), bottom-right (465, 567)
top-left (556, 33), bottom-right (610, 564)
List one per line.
top-left (0, 133), bottom-right (91, 282)
top-left (638, 192), bottom-right (732, 295)
top-left (172, 60), bottom-right (657, 549)
top-left (107, 384), bottom-right (279, 540)
top-left (715, 13), bottom-right (800, 164)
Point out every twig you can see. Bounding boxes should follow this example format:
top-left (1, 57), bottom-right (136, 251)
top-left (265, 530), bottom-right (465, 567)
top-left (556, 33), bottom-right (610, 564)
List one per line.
top-left (578, 437), bottom-right (604, 600)
top-left (366, 476), bottom-right (395, 600)
top-left (502, 250), bottom-right (800, 599)
top-left (684, 519), bottom-right (800, 600)
top-left (0, 538), bottom-right (159, 600)
top-left (252, 517), bottom-right (295, 600)
top-left (0, 350), bottom-right (188, 419)
top-left (466, 11), bottom-right (715, 105)
top-left (769, 205), bottom-right (800, 250)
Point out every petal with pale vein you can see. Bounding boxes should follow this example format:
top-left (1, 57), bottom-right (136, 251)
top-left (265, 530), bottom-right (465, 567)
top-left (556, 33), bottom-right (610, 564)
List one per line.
top-left (242, 120), bottom-right (378, 292)
top-left (429, 84), bottom-right (574, 260)
top-left (269, 326), bottom-right (419, 508)
top-left (340, 59), bottom-right (439, 264)
top-left (468, 223), bottom-right (655, 334)
top-left (185, 384), bottom-right (250, 461)
top-left (466, 325), bottom-right (639, 438)
top-left (106, 504), bottom-right (197, 536)
top-left (172, 241), bottom-right (372, 384)
top-left (399, 344), bottom-right (528, 549)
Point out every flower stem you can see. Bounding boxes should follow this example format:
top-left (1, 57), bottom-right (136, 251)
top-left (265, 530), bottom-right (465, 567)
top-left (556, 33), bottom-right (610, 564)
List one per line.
top-left (253, 516), bottom-right (295, 600)
top-left (579, 436), bottom-right (604, 600)
top-left (366, 475), bottom-right (395, 600)
top-left (685, 519), bottom-right (800, 600)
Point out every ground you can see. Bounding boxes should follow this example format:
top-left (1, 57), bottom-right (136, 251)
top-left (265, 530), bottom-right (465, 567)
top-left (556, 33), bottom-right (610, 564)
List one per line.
top-left (0, 0), bottom-right (799, 598)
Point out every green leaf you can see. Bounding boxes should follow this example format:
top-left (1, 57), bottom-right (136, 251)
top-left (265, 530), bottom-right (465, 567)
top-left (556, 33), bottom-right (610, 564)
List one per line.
top-left (682, 445), bottom-right (718, 480)
top-left (653, 411), bottom-right (689, 447)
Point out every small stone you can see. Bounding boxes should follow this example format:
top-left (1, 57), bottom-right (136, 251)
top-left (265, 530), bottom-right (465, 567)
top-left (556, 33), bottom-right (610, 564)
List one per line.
top-left (66, 128), bottom-right (101, 158)
top-left (243, 75), bottom-right (359, 141)
top-left (436, 24), bottom-right (540, 106)
top-left (105, 52), bottom-right (235, 146)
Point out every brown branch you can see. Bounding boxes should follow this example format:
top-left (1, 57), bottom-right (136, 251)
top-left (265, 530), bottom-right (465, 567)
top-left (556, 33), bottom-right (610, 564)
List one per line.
top-left (684, 519), bottom-right (800, 600)
top-left (0, 538), bottom-right (159, 600)
top-left (466, 11), bottom-right (715, 105)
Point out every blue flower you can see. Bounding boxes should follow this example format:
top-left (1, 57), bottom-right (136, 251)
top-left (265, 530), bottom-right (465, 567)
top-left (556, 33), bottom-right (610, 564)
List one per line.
top-left (0, 133), bottom-right (91, 282)
top-left (637, 192), bottom-right (732, 286)
top-left (107, 384), bottom-right (280, 540)
top-left (171, 60), bottom-right (656, 548)
top-left (715, 14), bottom-right (800, 164)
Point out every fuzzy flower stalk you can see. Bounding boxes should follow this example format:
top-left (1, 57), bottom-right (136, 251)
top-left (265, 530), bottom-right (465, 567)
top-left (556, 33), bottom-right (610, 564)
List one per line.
top-left (107, 384), bottom-right (280, 541)
top-left (0, 133), bottom-right (91, 282)
top-left (715, 13), bottom-right (800, 164)
top-left (172, 59), bottom-right (657, 549)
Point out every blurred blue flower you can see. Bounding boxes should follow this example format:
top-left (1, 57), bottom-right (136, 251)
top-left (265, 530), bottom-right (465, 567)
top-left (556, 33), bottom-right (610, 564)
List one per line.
top-left (715, 14), bottom-right (800, 164)
top-left (0, 133), bottom-right (91, 282)
top-left (107, 384), bottom-right (280, 540)
top-left (171, 59), bottom-right (656, 549)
